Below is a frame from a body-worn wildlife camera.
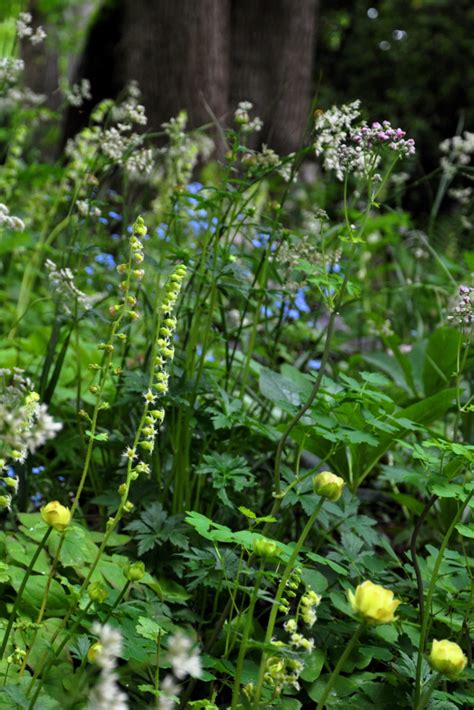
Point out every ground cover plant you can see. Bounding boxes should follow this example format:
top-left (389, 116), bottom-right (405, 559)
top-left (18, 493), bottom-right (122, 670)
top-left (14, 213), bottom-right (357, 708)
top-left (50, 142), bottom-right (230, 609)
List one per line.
top-left (0, 8), bottom-right (473, 710)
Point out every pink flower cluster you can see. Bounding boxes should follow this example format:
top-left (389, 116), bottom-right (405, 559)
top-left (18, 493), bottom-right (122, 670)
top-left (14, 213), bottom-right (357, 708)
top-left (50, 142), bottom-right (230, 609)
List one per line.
top-left (447, 284), bottom-right (473, 326)
top-left (352, 121), bottom-right (416, 157)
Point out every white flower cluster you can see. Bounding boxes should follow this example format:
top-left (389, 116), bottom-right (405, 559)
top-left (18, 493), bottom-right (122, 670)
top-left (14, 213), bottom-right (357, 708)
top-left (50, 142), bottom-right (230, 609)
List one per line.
top-left (65, 78), bottom-right (92, 107)
top-left (447, 284), bottom-right (473, 326)
top-left (299, 589), bottom-right (321, 627)
top-left (314, 100), bottom-right (415, 181)
top-left (440, 131), bottom-right (474, 177)
top-left (448, 186), bottom-right (472, 205)
top-left (76, 199), bottom-right (101, 218)
top-left (157, 632), bottom-right (202, 709)
top-left (64, 82), bottom-right (151, 182)
top-left (86, 623), bottom-right (128, 710)
top-left (27, 404), bottom-right (63, 454)
top-left (167, 632), bottom-right (202, 679)
top-left (0, 370), bottom-right (61, 474)
top-left (0, 58), bottom-right (24, 85)
top-left (45, 258), bottom-right (94, 313)
top-left (16, 12), bottom-right (47, 45)
top-left (264, 651), bottom-right (304, 695)
top-left (242, 144), bottom-right (295, 182)
top-left (0, 86), bottom-right (46, 109)
top-left (234, 101), bottom-right (263, 134)
top-left (0, 203), bottom-right (24, 231)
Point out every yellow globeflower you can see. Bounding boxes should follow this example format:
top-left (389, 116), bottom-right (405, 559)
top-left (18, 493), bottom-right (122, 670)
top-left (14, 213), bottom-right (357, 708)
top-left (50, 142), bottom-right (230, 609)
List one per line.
top-left (429, 639), bottom-right (467, 678)
top-left (40, 501), bottom-right (71, 531)
top-left (347, 580), bottom-right (400, 625)
top-left (312, 472), bottom-right (345, 501)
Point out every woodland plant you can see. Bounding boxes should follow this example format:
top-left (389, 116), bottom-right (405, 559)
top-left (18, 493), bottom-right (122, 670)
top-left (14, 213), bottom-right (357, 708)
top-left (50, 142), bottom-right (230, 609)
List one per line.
top-left (0, 8), bottom-right (473, 710)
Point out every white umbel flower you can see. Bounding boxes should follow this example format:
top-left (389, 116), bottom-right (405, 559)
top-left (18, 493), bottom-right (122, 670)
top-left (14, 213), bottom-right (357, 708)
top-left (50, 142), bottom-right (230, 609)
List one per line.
top-left (86, 623), bottom-right (128, 710)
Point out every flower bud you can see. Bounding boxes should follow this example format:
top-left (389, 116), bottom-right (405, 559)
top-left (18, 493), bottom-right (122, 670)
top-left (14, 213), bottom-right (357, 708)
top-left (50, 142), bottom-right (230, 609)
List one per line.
top-left (429, 639), bottom-right (467, 678)
top-left (0, 495), bottom-right (12, 509)
top-left (87, 641), bottom-right (103, 664)
top-left (347, 580), bottom-right (400, 625)
top-left (41, 501), bottom-right (71, 531)
top-left (88, 582), bottom-right (108, 604)
top-left (266, 656), bottom-right (284, 678)
top-left (125, 561), bottom-right (145, 582)
top-left (312, 471), bottom-right (345, 501)
top-left (133, 216), bottom-right (147, 237)
top-left (253, 538), bottom-right (280, 559)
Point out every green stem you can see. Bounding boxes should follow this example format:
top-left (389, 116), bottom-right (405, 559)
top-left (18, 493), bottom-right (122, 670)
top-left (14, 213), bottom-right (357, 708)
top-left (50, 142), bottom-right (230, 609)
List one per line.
top-left (254, 500), bottom-right (324, 705)
top-left (272, 252), bottom-right (355, 494)
top-left (316, 622), bottom-right (365, 710)
top-left (27, 600), bottom-right (94, 708)
top-left (231, 564), bottom-right (265, 709)
top-left (0, 526), bottom-right (52, 660)
top-left (416, 673), bottom-right (441, 710)
top-left (414, 491), bottom-right (474, 705)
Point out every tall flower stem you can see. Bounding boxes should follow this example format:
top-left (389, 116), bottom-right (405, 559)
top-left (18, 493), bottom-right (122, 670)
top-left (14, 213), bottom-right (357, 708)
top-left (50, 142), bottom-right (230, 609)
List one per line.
top-left (416, 673), bottom-right (441, 710)
top-left (273, 249), bottom-right (356, 495)
top-left (316, 622), bottom-right (365, 710)
top-left (230, 563), bottom-right (265, 709)
top-left (272, 157), bottom-right (398, 496)
top-left (253, 499), bottom-right (324, 705)
top-left (414, 490), bottom-right (474, 706)
top-left (0, 526), bottom-right (52, 660)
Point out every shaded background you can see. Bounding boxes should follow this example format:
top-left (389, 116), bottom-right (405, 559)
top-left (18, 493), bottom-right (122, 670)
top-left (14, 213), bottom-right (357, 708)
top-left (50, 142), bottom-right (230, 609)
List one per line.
top-left (4, 0), bottom-right (474, 209)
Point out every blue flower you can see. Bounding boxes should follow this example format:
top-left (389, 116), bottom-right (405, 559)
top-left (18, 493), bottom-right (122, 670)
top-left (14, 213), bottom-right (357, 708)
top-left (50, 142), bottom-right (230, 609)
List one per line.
top-left (108, 211), bottom-right (122, 221)
top-left (252, 232), bottom-right (270, 248)
top-left (294, 288), bottom-right (310, 314)
top-left (98, 217), bottom-right (109, 225)
top-left (31, 465), bottom-right (45, 475)
top-left (30, 492), bottom-right (43, 508)
top-left (95, 253), bottom-right (116, 269)
top-left (6, 466), bottom-right (15, 478)
top-left (85, 265), bottom-right (94, 275)
top-left (156, 223), bottom-right (168, 240)
top-left (187, 181), bottom-right (203, 194)
top-left (308, 359), bottom-right (322, 370)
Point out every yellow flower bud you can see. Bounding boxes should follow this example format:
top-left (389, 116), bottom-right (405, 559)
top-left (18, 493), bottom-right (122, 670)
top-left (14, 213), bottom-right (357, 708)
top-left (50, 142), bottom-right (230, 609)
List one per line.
top-left (266, 656), bottom-right (285, 678)
top-left (312, 471), bottom-right (345, 501)
top-left (347, 580), bottom-right (400, 625)
top-left (88, 582), bottom-right (108, 603)
top-left (428, 639), bottom-right (467, 678)
top-left (253, 538), bottom-right (280, 559)
top-left (41, 501), bottom-right (71, 531)
top-left (87, 641), bottom-right (103, 664)
top-left (125, 561), bottom-right (145, 582)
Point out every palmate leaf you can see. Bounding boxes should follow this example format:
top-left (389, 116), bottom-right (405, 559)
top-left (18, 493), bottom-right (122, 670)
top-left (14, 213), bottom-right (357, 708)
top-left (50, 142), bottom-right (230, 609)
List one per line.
top-left (195, 452), bottom-right (255, 508)
top-left (125, 502), bottom-right (189, 555)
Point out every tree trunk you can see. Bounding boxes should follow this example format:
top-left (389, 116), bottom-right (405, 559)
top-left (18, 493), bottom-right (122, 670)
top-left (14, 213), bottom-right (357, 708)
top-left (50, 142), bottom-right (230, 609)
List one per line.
top-left (120, 0), bottom-right (231, 133)
top-left (63, 0), bottom-right (318, 155)
top-left (230, 0), bottom-right (318, 154)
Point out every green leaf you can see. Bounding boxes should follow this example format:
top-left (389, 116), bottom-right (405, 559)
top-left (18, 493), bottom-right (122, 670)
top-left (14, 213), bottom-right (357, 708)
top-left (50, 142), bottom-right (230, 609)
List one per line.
top-left (429, 479), bottom-right (464, 499)
top-left (47, 525), bottom-right (99, 568)
top-left (136, 616), bottom-right (166, 641)
top-left (423, 327), bottom-right (461, 396)
top-left (8, 568), bottom-right (69, 615)
top-left (300, 648), bottom-right (325, 682)
top-left (455, 523), bottom-right (474, 538)
top-left (259, 367), bottom-right (310, 406)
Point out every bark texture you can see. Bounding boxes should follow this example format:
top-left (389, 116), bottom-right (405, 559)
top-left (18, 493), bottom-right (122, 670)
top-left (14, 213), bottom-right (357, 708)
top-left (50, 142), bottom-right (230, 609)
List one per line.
top-left (63, 0), bottom-right (318, 154)
top-left (230, 0), bottom-right (318, 152)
